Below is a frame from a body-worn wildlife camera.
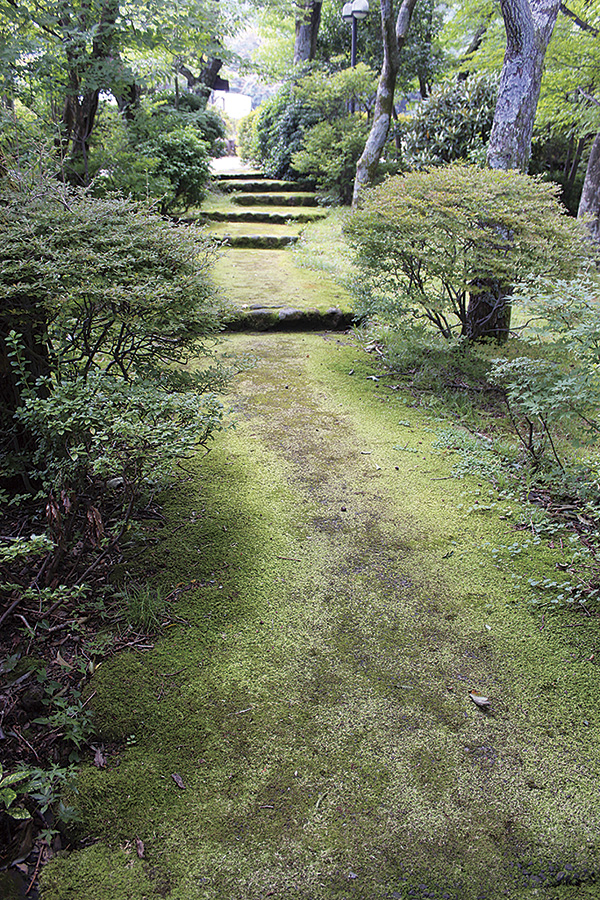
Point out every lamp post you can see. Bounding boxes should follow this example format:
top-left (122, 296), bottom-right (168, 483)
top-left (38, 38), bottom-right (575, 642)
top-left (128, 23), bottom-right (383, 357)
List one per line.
top-left (341, 0), bottom-right (369, 68)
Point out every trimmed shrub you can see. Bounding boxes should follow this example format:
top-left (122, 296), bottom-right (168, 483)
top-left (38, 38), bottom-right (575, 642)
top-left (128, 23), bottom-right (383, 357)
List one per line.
top-left (345, 164), bottom-right (592, 338)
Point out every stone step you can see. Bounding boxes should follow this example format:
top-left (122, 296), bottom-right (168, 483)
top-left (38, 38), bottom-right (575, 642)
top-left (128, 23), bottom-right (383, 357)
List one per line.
top-left (199, 210), bottom-right (327, 224)
top-left (217, 179), bottom-right (309, 194)
top-left (225, 305), bottom-right (354, 332)
top-left (217, 234), bottom-right (299, 248)
top-left (214, 170), bottom-right (263, 180)
top-left (231, 193), bottom-right (321, 208)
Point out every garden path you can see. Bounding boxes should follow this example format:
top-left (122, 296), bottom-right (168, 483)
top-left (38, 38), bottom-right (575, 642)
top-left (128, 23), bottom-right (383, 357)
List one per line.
top-left (40, 178), bottom-right (600, 900)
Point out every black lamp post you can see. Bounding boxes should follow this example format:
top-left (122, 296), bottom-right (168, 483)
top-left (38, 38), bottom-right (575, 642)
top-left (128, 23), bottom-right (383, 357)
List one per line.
top-left (341, 0), bottom-right (369, 68)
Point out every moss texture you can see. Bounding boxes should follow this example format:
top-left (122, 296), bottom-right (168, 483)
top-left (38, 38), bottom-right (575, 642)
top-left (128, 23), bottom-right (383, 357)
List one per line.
top-left (213, 248), bottom-right (354, 315)
top-left (41, 333), bottom-right (600, 900)
top-left (207, 222), bottom-right (304, 237)
top-left (231, 192), bottom-right (320, 207)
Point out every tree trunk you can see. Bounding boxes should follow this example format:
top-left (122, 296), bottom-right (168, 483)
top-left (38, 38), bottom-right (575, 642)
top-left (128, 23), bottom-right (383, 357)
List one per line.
top-left (0, 301), bottom-right (51, 476)
top-left (486, 0), bottom-right (561, 171)
top-left (62, 89), bottom-right (100, 184)
top-left (463, 280), bottom-right (511, 341)
top-left (352, 0), bottom-right (418, 207)
top-left (116, 82), bottom-right (142, 122)
top-left (578, 130), bottom-right (600, 242)
top-left (176, 58), bottom-right (228, 97)
top-left (60, 0), bottom-right (120, 183)
top-left (294, 0), bottom-right (323, 63)
top-left (465, 0), bottom-right (560, 341)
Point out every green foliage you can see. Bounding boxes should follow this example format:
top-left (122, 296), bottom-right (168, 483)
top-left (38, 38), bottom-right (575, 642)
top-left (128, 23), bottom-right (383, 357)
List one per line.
top-left (293, 116), bottom-right (370, 203)
top-left (33, 689), bottom-right (95, 764)
top-left (403, 74), bottom-right (498, 168)
top-left (345, 165), bottom-right (591, 338)
top-left (145, 126), bottom-right (211, 212)
top-left (15, 371), bottom-right (225, 496)
top-left (316, 0), bottom-right (447, 92)
top-left (0, 763), bottom-right (33, 820)
top-left (0, 762), bottom-right (80, 834)
top-left (0, 181), bottom-right (224, 384)
top-left (295, 64), bottom-right (377, 116)
top-left (252, 81), bottom-right (321, 179)
top-left (490, 275), bottom-right (600, 471)
top-left (291, 65), bottom-right (378, 203)
top-left (91, 99), bottom-right (225, 211)
top-left (0, 178), bottom-right (229, 555)
top-left (120, 581), bottom-right (169, 628)
top-left (237, 109), bottom-right (260, 163)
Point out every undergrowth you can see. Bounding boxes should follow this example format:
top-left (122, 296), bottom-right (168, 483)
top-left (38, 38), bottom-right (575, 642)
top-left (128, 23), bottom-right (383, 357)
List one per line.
top-left (359, 316), bottom-right (600, 615)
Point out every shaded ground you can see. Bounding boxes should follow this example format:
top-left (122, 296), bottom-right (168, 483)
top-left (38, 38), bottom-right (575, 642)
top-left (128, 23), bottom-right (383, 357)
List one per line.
top-left (214, 248), bottom-right (350, 311)
top-left (39, 331), bottom-right (600, 900)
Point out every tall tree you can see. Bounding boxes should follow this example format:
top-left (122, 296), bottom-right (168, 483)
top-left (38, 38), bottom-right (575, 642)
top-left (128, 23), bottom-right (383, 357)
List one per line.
top-left (294, 0), bottom-right (323, 61)
top-left (0, 0), bottom-right (228, 183)
top-left (486, 0), bottom-right (561, 169)
top-left (352, 0), bottom-right (418, 206)
top-left (461, 0), bottom-right (561, 339)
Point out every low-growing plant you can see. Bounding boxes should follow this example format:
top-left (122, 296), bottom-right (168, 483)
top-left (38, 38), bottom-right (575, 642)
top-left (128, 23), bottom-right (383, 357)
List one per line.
top-left (0, 761), bottom-right (80, 837)
top-left (0, 763), bottom-right (34, 820)
top-left (13, 370), bottom-right (225, 496)
top-left (89, 97), bottom-right (225, 210)
top-left (345, 165), bottom-right (591, 340)
top-left (490, 275), bottom-right (600, 472)
top-left (119, 581), bottom-right (169, 629)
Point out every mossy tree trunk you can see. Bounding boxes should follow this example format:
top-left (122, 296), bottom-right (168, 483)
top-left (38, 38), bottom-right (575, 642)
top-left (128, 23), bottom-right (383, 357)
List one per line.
top-left (352, 0), bottom-right (418, 207)
top-left (487, 0), bottom-right (560, 171)
top-left (472, 0), bottom-right (561, 341)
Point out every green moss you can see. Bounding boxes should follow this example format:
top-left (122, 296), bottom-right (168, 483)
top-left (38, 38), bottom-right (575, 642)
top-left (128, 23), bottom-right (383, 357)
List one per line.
top-left (214, 248), bottom-right (354, 314)
top-left (43, 333), bottom-right (600, 900)
top-left (40, 844), bottom-right (164, 899)
top-left (231, 192), bottom-right (320, 207)
top-left (207, 221), bottom-right (303, 237)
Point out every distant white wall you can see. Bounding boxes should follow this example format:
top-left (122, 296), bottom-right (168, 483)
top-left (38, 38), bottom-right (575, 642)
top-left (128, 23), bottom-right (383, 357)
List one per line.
top-left (210, 92), bottom-right (252, 120)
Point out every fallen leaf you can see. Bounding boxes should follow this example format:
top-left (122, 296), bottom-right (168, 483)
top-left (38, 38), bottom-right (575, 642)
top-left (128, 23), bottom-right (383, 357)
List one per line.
top-left (469, 691), bottom-right (491, 709)
top-left (171, 773), bottom-right (186, 789)
top-left (93, 747), bottom-right (107, 769)
top-left (56, 651), bottom-right (73, 670)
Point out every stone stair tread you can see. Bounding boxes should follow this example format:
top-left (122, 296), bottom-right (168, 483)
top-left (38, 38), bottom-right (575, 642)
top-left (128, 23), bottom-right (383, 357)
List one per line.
top-left (199, 210), bottom-right (327, 223)
top-left (218, 179), bottom-right (308, 193)
top-left (212, 235), bottom-right (299, 248)
top-left (232, 193), bottom-right (320, 208)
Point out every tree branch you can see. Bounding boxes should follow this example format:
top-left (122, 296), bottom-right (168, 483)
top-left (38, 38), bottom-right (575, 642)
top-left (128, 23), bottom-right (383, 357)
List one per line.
top-left (559, 2), bottom-right (599, 37)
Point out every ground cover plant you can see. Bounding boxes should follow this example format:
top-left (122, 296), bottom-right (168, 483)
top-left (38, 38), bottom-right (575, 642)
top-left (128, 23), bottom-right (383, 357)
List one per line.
top-left (0, 171), bottom-right (233, 884)
top-left (30, 330), bottom-right (600, 900)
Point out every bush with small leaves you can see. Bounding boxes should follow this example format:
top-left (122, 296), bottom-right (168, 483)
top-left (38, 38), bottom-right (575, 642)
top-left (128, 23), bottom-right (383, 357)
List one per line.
top-left (345, 164), bottom-right (592, 339)
top-left (490, 275), bottom-right (600, 472)
top-left (292, 65), bottom-right (378, 203)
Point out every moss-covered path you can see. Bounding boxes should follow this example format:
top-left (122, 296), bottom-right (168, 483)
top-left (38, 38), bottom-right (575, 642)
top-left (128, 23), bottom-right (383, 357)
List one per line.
top-left (42, 330), bottom-right (600, 900)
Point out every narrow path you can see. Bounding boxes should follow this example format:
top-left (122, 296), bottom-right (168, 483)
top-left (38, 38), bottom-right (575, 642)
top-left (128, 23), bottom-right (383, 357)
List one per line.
top-left (41, 176), bottom-right (600, 900)
top-left (42, 331), bottom-right (600, 900)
